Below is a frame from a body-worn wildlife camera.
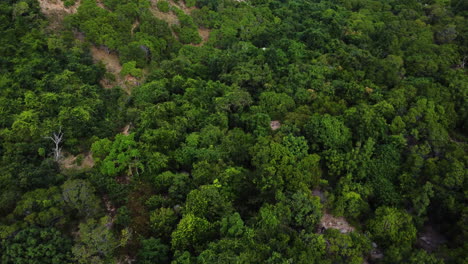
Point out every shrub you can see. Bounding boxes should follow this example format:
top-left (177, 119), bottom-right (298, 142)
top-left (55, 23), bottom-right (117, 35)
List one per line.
top-left (157, 0), bottom-right (170, 13)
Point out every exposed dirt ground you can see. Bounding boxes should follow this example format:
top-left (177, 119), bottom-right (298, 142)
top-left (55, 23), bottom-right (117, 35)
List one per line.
top-left (122, 124), bottom-right (132, 135)
top-left (90, 45), bottom-right (139, 94)
top-left (170, 0), bottom-right (197, 14)
top-left (270, 120), bottom-right (281, 130)
top-left (149, 0), bottom-right (181, 25)
top-left (90, 46), bottom-right (122, 75)
top-left (150, 0), bottom-right (211, 45)
top-left (191, 27), bottom-right (210, 46)
top-left (319, 212), bottom-right (355, 234)
top-left (96, 0), bottom-right (109, 10)
top-left (60, 152), bottom-right (95, 170)
top-left (199, 27), bottom-right (210, 42)
top-left (38, 0), bottom-right (80, 15)
top-left (38, 0), bottom-right (81, 30)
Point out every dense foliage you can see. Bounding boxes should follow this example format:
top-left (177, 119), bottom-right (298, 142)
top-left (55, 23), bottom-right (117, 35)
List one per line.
top-left (0, 0), bottom-right (467, 263)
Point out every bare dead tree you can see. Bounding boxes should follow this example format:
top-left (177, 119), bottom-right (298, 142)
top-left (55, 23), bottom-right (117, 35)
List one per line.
top-left (45, 128), bottom-right (64, 162)
top-left (460, 56), bottom-right (467, 69)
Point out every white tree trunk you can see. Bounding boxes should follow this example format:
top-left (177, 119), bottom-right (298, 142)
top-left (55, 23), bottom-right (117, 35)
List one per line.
top-left (46, 128), bottom-right (64, 162)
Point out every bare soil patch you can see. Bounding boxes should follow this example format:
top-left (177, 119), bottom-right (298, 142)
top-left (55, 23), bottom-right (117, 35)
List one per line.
top-left (150, 0), bottom-right (181, 25)
top-left (270, 120), bottom-right (281, 130)
top-left (319, 212), bottom-right (355, 234)
top-left (150, 0), bottom-right (210, 45)
top-left (198, 27), bottom-right (210, 43)
top-left (38, 0), bottom-right (80, 30)
top-left (170, 0), bottom-right (197, 14)
top-left (38, 0), bottom-right (80, 16)
top-left (190, 27), bottom-right (211, 46)
top-left (96, 0), bottom-right (109, 10)
top-left (60, 152), bottom-right (95, 171)
top-left (90, 45), bottom-right (122, 75)
top-left (90, 45), bottom-right (139, 94)
top-left (122, 123), bottom-right (132, 135)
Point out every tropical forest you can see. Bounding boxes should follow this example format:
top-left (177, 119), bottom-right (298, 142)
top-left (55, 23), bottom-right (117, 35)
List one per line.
top-left (0, 0), bottom-right (467, 263)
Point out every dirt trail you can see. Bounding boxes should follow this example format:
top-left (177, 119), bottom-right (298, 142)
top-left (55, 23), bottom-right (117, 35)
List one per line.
top-left (90, 46), bottom-right (122, 75)
top-left (96, 0), bottom-right (109, 10)
top-left (150, 0), bottom-right (180, 25)
top-left (131, 20), bottom-right (140, 36)
top-left (190, 27), bottom-right (210, 46)
top-left (199, 27), bottom-right (210, 43)
top-left (170, 0), bottom-right (197, 14)
top-left (150, 0), bottom-right (211, 45)
top-left (90, 46), bottom-right (138, 94)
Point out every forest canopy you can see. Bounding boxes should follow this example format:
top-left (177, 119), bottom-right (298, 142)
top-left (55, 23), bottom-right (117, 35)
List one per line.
top-left (0, 0), bottom-right (467, 263)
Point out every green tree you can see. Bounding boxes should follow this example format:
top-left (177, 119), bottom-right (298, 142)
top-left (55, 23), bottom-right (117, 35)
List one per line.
top-left (171, 214), bottom-right (213, 253)
top-left (369, 207), bottom-right (417, 252)
top-left (150, 207), bottom-right (178, 239)
top-left (1, 227), bottom-right (72, 264)
top-left (137, 237), bottom-right (170, 264)
top-left (283, 190), bottom-right (322, 232)
top-left (304, 114), bottom-right (352, 150)
top-left (324, 229), bottom-right (371, 264)
top-left (185, 185), bottom-right (232, 221)
top-left (72, 216), bottom-right (118, 264)
top-left (61, 179), bottom-right (102, 218)
top-left (91, 133), bottom-right (142, 177)
top-left (12, 187), bottom-right (66, 227)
